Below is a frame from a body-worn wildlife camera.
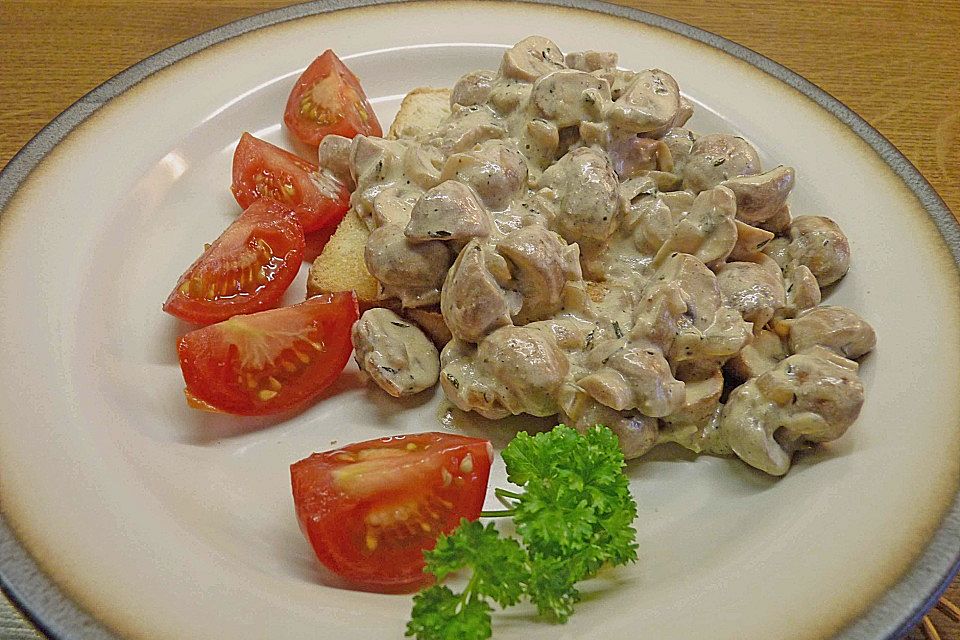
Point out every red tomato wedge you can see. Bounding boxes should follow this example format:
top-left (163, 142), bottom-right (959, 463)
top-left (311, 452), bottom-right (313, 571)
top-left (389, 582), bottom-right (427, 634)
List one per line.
top-left (163, 199), bottom-right (305, 325)
top-left (291, 432), bottom-right (493, 591)
top-left (283, 50), bottom-right (382, 146)
top-left (177, 291), bottom-right (359, 415)
top-left (230, 132), bottom-right (350, 234)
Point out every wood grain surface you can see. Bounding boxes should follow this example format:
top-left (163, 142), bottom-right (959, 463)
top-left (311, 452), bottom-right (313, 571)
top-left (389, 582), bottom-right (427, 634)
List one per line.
top-left (0, 1), bottom-right (957, 639)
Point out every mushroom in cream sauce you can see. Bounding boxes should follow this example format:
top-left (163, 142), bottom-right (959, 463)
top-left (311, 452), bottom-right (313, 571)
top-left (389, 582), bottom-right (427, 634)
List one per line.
top-left (352, 308), bottom-right (440, 397)
top-left (345, 36), bottom-right (875, 476)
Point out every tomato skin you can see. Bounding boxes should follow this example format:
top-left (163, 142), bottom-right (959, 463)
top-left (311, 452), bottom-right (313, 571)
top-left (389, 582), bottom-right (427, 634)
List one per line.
top-left (163, 199), bottom-right (305, 325)
top-left (230, 133), bottom-right (350, 234)
top-left (177, 291), bottom-right (359, 416)
top-left (283, 50), bottom-right (382, 146)
top-left (291, 432), bottom-right (493, 591)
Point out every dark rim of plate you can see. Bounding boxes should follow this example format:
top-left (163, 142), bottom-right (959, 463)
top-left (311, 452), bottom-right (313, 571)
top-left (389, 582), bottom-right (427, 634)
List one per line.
top-left (1, 1), bottom-right (958, 639)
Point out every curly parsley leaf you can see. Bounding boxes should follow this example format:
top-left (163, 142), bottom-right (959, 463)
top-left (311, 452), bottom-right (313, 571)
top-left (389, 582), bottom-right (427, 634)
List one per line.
top-left (406, 585), bottom-right (491, 640)
top-left (504, 425), bottom-right (639, 574)
top-left (407, 424), bottom-right (639, 640)
top-left (425, 519), bottom-right (528, 608)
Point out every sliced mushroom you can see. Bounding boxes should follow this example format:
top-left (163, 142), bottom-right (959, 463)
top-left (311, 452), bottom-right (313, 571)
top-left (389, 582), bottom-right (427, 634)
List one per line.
top-left (430, 104), bottom-right (507, 154)
top-left (402, 143), bottom-right (444, 191)
top-left (350, 135), bottom-right (405, 187)
top-left (564, 50), bottom-right (618, 72)
top-left (499, 35), bottom-right (566, 82)
top-left (440, 239), bottom-right (519, 343)
top-left (670, 306), bottom-right (753, 368)
top-left (629, 193), bottom-right (680, 254)
top-left (440, 325), bottom-right (569, 418)
top-left (577, 337), bottom-right (685, 416)
top-left (607, 69), bottom-right (681, 134)
top-left (660, 367), bottom-right (724, 428)
top-left (364, 224), bottom-right (451, 307)
top-left (489, 78), bottom-right (533, 114)
top-left (716, 260), bottom-right (786, 328)
top-left (657, 406), bottom-right (731, 455)
top-left (477, 325), bottom-right (570, 416)
top-left (349, 135), bottom-right (407, 224)
top-left (520, 118), bottom-right (560, 171)
top-left (440, 139), bottom-right (528, 211)
top-left (497, 225), bottom-right (582, 324)
top-left (451, 69), bottom-right (497, 107)
top-left (721, 165), bottom-right (795, 225)
top-left (672, 97), bottom-right (695, 129)
top-left (352, 308), bottom-right (440, 397)
top-left (539, 146), bottom-right (620, 247)
top-left (787, 215), bottom-right (851, 287)
top-left (682, 133), bottom-right (761, 194)
top-left (720, 350), bottom-right (864, 476)
top-left (780, 263), bottom-right (821, 317)
top-left (659, 127), bottom-right (697, 174)
top-left (654, 185), bottom-right (738, 267)
top-left (531, 69), bottom-right (611, 128)
top-left (724, 329), bottom-right (787, 383)
top-left (372, 186), bottom-right (420, 228)
top-left (405, 181), bottom-right (492, 243)
top-left (558, 387), bottom-right (659, 459)
top-left (763, 236), bottom-right (791, 269)
top-left (645, 251), bottom-right (721, 332)
top-left (729, 220), bottom-right (775, 261)
top-left (605, 133), bottom-right (661, 179)
top-left (783, 306), bottom-right (876, 359)
top-left (758, 203), bottom-right (792, 234)
top-left (317, 134), bottom-right (355, 188)
top-left (592, 67), bottom-right (637, 101)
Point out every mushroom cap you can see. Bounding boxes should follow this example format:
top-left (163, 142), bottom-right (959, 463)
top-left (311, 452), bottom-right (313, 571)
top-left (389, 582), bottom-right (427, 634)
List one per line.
top-left (716, 260), bottom-right (786, 328)
top-left (788, 215), bottom-right (851, 287)
top-left (499, 35), bottom-right (566, 82)
top-left (451, 69), bottom-right (497, 107)
top-left (440, 139), bottom-right (528, 211)
top-left (786, 305), bottom-right (876, 359)
top-left (351, 308), bottom-right (440, 397)
top-left (579, 338), bottom-right (685, 416)
top-left (405, 180), bottom-right (492, 243)
top-left (364, 224), bottom-right (451, 307)
top-left (682, 133), bottom-right (761, 194)
top-left (607, 68), bottom-right (681, 134)
top-left (655, 185), bottom-right (738, 267)
top-left (721, 166), bottom-right (796, 225)
top-left (440, 239), bottom-right (518, 343)
top-left (540, 146), bottom-right (621, 246)
top-left (497, 225), bottom-right (582, 325)
top-left (531, 69), bottom-right (611, 128)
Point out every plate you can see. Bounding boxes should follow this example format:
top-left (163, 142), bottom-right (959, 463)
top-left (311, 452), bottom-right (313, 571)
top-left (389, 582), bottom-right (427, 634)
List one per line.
top-left (1, 2), bottom-right (958, 639)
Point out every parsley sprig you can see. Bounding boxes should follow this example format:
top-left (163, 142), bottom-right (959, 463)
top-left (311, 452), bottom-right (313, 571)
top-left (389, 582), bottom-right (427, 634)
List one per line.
top-left (406, 425), bottom-right (638, 639)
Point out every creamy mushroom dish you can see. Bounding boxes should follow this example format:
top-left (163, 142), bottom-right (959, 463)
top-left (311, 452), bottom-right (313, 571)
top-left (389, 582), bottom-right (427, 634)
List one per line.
top-left (332, 36), bottom-right (876, 476)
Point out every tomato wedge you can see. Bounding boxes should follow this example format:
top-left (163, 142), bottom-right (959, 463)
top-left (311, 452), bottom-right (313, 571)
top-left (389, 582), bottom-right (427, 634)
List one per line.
top-left (230, 133), bottom-right (350, 234)
top-left (291, 432), bottom-right (493, 591)
top-left (283, 50), bottom-right (382, 146)
top-left (163, 199), bottom-right (305, 325)
top-left (177, 291), bottom-right (359, 415)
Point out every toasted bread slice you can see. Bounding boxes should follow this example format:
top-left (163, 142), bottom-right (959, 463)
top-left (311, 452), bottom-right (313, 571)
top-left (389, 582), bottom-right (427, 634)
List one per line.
top-left (307, 87), bottom-right (455, 346)
top-left (306, 209), bottom-right (378, 307)
top-left (386, 87), bottom-right (452, 140)
top-left (305, 208), bottom-right (451, 345)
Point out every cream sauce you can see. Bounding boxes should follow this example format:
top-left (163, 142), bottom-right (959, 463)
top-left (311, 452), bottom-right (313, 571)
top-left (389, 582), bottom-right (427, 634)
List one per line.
top-left (343, 36), bottom-right (876, 476)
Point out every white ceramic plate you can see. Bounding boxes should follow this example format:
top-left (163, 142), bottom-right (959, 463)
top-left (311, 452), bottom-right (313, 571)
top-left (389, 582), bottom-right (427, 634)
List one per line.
top-left (1, 2), bottom-right (958, 639)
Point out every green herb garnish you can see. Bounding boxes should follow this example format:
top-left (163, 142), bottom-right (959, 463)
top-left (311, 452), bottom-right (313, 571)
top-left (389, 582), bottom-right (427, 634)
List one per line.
top-left (406, 425), bottom-right (638, 639)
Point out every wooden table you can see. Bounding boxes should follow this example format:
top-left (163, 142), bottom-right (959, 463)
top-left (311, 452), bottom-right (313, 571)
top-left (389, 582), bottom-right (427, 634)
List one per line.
top-left (0, 2), bottom-right (957, 639)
